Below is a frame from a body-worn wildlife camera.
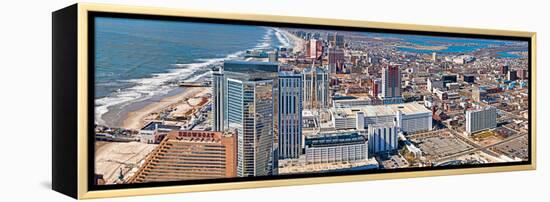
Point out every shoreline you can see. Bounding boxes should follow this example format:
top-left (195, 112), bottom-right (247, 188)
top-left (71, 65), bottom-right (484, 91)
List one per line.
top-left (121, 86), bottom-right (209, 130)
top-left (103, 28), bottom-right (302, 131)
top-left (100, 74), bottom-right (211, 130)
top-left (279, 29), bottom-right (306, 53)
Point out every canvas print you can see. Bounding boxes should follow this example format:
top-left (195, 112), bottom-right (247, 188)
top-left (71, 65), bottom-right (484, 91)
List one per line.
top-left (92, 16), bottom-right (530, 186)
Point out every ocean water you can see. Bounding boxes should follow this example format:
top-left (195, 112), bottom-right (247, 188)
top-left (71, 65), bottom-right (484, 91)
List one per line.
top-left (365, 32), bottom-right (527, 57)
top-left (94, 17), bottom-right (292, 125)
top-left (497, 51), bottom-right (523, 59)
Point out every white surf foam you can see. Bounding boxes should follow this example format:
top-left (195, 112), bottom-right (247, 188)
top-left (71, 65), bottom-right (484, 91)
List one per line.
top-left (254, 27), bottom-right (273, 49)
top-left (274, 28), bottom-right (292, 48)
top-left (95, 28), bottom-right (275, 126)
top-left (95, 50), bottom-right (244, 126)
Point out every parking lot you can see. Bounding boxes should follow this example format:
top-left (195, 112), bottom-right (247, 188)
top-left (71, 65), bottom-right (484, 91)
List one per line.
top-left (410, 131), bottom-right (473, 162)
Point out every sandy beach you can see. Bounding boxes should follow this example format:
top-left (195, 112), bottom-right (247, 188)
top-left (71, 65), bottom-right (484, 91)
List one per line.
top-left (95, 141), bottom-right (156, 184)
top-left (121, 86), bottom-right (210, 130)
top-left (280, 29), bottom-right (306, 53)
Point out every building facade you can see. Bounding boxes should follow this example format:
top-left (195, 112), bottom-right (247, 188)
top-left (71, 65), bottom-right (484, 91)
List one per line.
top-left (331, 102), bottom-right (432, 133)
top-left (302, 66), bottom-right (330, 109)
top-left (508, 70), bottom-right (518, 81)
top-left (217, 60), bottom-right (278, 177)
top-left (472, 85), bottom-right (488, 102)
top-left (212, 67), bottom-right (224, 131)
top-left (304, 131), bottom-right (368, 164)
top-left (466, 106), bottom-right (497, 134)
top-left (138, 121), bottom-right (181, 144)
top-left (368, 122), bottom-right (399, 155)
top-left (500, 65), bottom-right (509, 75)
top-left (308, 39), bottom-right (323, 60)
top-left (381, 64), bottom-right (402, 104)
top-left (278, 71), bottom-right (303, 159)
top-left (128, 130), bottom-right (237, 183)
top-left (328, 47), bottom-right (345, 73)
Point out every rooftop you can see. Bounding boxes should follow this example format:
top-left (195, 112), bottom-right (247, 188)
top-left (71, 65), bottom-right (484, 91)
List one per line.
top-left (305, 131), bottom-right (366, 147)
top-left (332, 95), bottom-right (358, 101)
top-left (169, 130), bottom-right (229, 144)
top-left (224, 60), bottom-right (278, 73)
top-left (302, 66), bottom-right (328, 74)
top-left (140, 121), bottom-right (181, 131)
top-left (278, 71), bottom-right (302, 77)
top-left (331, 102), bottom-right (431, 118)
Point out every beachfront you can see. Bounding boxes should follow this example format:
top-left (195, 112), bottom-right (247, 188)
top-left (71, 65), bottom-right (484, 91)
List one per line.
top-left (94, 28), bottom-right (304, 184)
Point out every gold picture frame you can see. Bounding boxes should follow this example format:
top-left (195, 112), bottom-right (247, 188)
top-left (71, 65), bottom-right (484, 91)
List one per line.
top-left (52, 3), bottom-right (536, 199)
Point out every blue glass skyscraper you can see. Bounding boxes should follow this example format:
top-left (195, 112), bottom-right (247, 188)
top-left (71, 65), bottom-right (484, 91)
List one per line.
top-left (214, 60), bottom-right (278, 177)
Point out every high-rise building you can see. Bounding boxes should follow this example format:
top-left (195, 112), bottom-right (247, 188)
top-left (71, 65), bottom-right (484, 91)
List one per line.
top-left (507, 70), bottom-right (518, 81)
top-left (368, 122), bottom-right (399, 155)
top-left (308, 39), bottom-right (323, 60)
top-left (212, 67), bottom-right (225, 131)
top-left (500, 65), bottom-right (509, 75)
top-left (328, 47), bottom-right (345, 73)
top-left (370, 79), bottom-right (381, 98)
top-left (442, 74), bottom-right (458, 87)
top-left (466, 106), bottom-right (497, 134)
top-left (518, 69), bottom-right (528, 79)
top-left (128, 130), bottom-right (237, 183)
top-left (278, 71), bottom-right (303, 159)
top-left (380, 64), bottom-right (402, 104)
top-left (302, 66), bottom-right (330, 109)
top-left (432, 52), bottom-right (437, 62)
top-left (326, 32), bottom-right (334, 42)
top-left (219, 60), bottom-right (278, 177)
top-left (463, 74), bottom-right (475, 83)
top-left (335, 33), bottom-right (345, 48)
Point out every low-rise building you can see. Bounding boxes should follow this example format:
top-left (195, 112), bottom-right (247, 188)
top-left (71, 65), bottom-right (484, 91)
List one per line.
top-left (331, 102), bottom-right (432, 133)
top-left (138, 121), bottom-right (181, 144)
top-left (332, 96), bottom-right (373, 108)
top-left (304, 131), bottom-right (368, 164)
top-left (368, 122), bottom-right (399, 155)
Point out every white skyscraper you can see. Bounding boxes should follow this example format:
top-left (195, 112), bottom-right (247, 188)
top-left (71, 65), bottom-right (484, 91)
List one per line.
top-left (211, 67), bottom-right (224, 131)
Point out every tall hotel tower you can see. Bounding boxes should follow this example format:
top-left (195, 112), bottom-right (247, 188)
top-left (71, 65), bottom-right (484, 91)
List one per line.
top-left (302, 66), bottom-right (330, 109)
top-left (213, 60), bottom-right (278, 177)
top-left (380, 64), bottom-right (403, 104)
top-left (278, 71), bottom-right (303, 159)
top-left (211, 66), bottom-right (224, 131)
